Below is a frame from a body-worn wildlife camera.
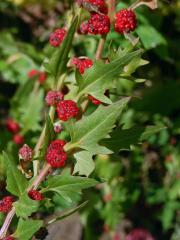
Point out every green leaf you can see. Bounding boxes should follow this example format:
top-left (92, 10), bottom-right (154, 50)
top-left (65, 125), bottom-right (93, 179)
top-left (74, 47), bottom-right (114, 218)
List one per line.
top-left (13, 193), bottom-right (39, 218)
top-left (46, 16), bottom-right (78, 81)
top-left (13, 219), bottom-right (43, 240)
top-left (140, 125), bottom-right (166, 141)
top-left (20, 89), bottom-right (44, 134)
top-left (136, 25), bottom-right (167, 50)
top-left (65, 98), bottom-right (130, 154)
top-left (77, 50), bottom-right (143, 103)
top-left (42, 170), bottom-right (98, 203)
top-left (48, 201), bottom-right (88, 225)
top-left (4, 152), bottom-right (28, 197)
top-left (40, 115), bottom-right (55, 160)
top-left (73, 151), bottom-right (95, 177)
top-left (11, 79), bottom-right (34, 108)
top-left (102, 125), bottom-right (165, 152)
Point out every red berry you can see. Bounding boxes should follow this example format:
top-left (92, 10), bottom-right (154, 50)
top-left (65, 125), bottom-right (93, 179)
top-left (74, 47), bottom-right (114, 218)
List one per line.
top-left (78, 21), bottom-right (89, 34)
top-left (3, 236), bottom-right (15, 240)
top-left (28, 69), bottom-right (39, 78)
top-left (19, 144), bottom-right (33, 161)
top-left (84, 0), bottom-right (108, 14)
top-left (38, 72), bottom-right (47, 84)
top-left (13, 134), bottom-right (24, 145)
top-left (45, 91), bottom-right (64, 106)
top-left (47, 139), bottom-right (66, 152)
top-left (88, 95), bottom-right (102, 105)
top-left (88, 13), bottom-right (110, 35)
top-left (49, 28), bottom-right (67, 47)
top-left (6, 119), bottom-right (20, 133)
top-left (46, 149), bottom-right (67, 168)
top-left (46, 139), bottom-right (67, 168)
top-left (76, 0), bottom-right (83, 6)
top-left (28, 190), bottom-right (44, 201)
top-left (0, 196), bottom-right (14, 213)
top-left (71, 57), bottom-right (93, 74)
top-left (57, 100), bottom-right (79, 121)
top-left (54, 123), bottom-right (63, 133)
top-left (126, 228), bottom-right (155, 240)
top-left (115, 9), bottom-right (137, 34)
top-left (103, 193), bottom-right (112, 203)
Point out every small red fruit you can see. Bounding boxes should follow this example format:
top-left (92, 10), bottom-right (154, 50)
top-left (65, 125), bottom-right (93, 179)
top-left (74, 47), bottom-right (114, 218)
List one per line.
top-left (28, 190), bottom-right (44, 201)
top-left (47, 139), bottom-right (66, 151)
top-left (3, 236), bottom-right (15, 240)
top-left (46, 149), bottom-right (67, 168)
top-left (88, 13), bottom-right (110, 35)
top-left (19, 144), bottom-right (33, 161)
top-left (115, 9), bottom-right (137, 34)
top-left (78, 21), bottom-right (89, 34)
top-left (45, 139), bottom-right (67, 168)
top-left (28, 69), bottom-right (39, 78)
top-left (126, 228), bottom-right (155, 240)
top-left (88, 95), bottom-right (102, 105)
top-left (49, 28), bottom-right (67, 47)
top-left (57, 100), bottom-right (79, 121)
top-left (0, 196), bottom-right (14, 213)
top-left (84, 0), bottom-right (108, 14)
top-left (71, 57), bottom-right (93, 74)
top-left (45, 91), bottom-right (64, 106)
top-left (6, 119), bottom-right (20, 133)
top-left (13, 134), bottom-right (24, 145)
top-left (103, 193), bottom-right (112, 203)
top-left (38, 72), bottom-right (47, 84)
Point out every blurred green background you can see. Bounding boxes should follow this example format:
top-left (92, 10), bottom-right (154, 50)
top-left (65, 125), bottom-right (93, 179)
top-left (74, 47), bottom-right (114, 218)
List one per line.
top-left (0, 0), bottom-right (180, 239)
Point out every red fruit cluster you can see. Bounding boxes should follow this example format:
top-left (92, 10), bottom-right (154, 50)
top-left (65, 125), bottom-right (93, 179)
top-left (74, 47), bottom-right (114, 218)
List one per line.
top-left (126, 228), bottom-right (155, 240)
top-left (57, 100), bottom-right (79, 122)
top-left (49, 28), bottom-right (67, 47)
top-left (83, 0), bottom-right (108, 14)
top-left (45, 140), bottom-right (67, 168)
top-left (115, 9), bottom-right (137, 34)
top-left (45, 91), bottom-right (64, 106)
top-left (6, 119), bottom-right (20, 133)
top-left (0, 196), bottom-right (14, 213)
top-left (28, 69), bottom-right (47, 84)
top-left (28, 190), bottom-right (44, 201)
top-left (88, 95), bottom-right (102, 105)
top-left (71, 57), bottom-right (93, 74)
top-left (3, 236), bottom-right (15, 240)
top-left (88, 13), bottom-right (110, 35)
top-left (19, 144), bottom-right (33, 161)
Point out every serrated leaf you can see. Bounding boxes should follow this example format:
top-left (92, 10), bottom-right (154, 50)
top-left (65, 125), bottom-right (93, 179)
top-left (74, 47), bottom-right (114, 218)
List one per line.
top-left (73, 151), bottom-right (95, 177)
top-left (77, 50), bottom-right (143, 103)
top-left (102, 125), bottom-right (165, 152)
top-left (40, 115), bottom-right (55, 159)
top-left (65, 98), bottom-right (130, 154)
top-left (46, 16), bottom-right (78, 81)
top-left (4, 152), bottom-right (28, 197)
top-left (13, 219), bottom-right (43, 240)
top-left (48, 201), bottom-right (88, 225)
top-left (42, 170), bottom-right (98, 203)
top-left (20, 89), bottom-right (44, 134)
top-left (13, 193), bottom-right (39, 218)
top-left (122, 57), bottom-right (148, 76)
